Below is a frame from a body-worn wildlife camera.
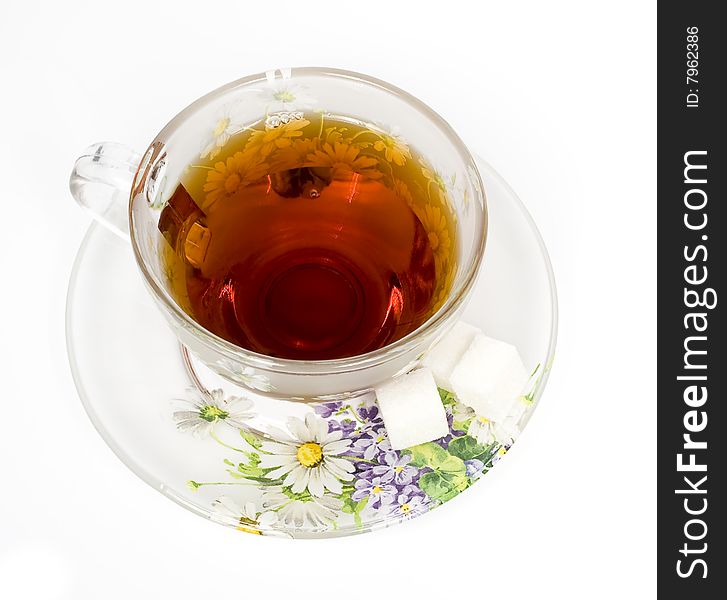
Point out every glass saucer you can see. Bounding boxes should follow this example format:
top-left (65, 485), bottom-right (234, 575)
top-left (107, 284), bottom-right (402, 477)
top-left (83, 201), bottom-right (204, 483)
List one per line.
top-left (65, 157), bottom-right (557, 538)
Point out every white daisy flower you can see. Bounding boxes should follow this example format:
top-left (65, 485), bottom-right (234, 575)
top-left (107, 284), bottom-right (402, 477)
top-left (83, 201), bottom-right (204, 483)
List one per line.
top-left (371, 124), bottom-right (411, 166)
top-left (172, 387), bottom-right (255, 437)
top-left (498, 395), bottom-right (532, 441)
top-left (420, 158), bottom-right (458, 197)
top-left (467, 396), bottom-right (530, 445)
top-left (467, 414), bottom-right (499, 445)
top-left (211, 495), bottom-right (277, 535)
top-left (258, 413), bottom-right (355, 496)
top-left (452, 401), bottom-right (475, 423)
top-left (200, 106), bottom-right (247, 160)
top-left (261, 487), bottom-right (343, 529)
top-left (217, 360), bottom-right (274, 392)
top-left (259, 82), bottom-right (317, 113)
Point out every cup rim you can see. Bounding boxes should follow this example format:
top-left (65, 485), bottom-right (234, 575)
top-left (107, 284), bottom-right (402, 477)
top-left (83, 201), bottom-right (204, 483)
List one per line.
top-left (129, 66), bottom-right (487, 375)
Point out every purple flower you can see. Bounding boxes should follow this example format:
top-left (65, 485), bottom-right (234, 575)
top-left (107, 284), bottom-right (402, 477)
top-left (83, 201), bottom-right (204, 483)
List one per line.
top-left (357, 404), bottom-right (382, 424)
top-left (445, 409), bottom-right (454, 431)
top-left (389, 491), bottom-right (431, 518)
top-left (328, 418), bottom-right (357, 437)
top-left (399, 483), bottom-right (424, 498)
top-left (352, 476), bottom-right (397, 509)
top-left (314, 402), bottom-right (342, 418)
top-left (372, 452), bottom-right (418, 486)
top-left (464, 458), bottom-right (485, 477)
top-left (353, 463), bottom-right (375, 481)
top-left (433, 411), bottom-right (456, 448)
top-left (351, 426), bottom-right (391, 460)
top-left (434, 435), bottom-right (452, 449)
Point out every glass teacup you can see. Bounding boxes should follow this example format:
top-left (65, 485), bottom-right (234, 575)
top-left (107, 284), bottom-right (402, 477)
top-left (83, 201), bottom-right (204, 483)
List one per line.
top-left (70, 67), bottom-right (487, 399)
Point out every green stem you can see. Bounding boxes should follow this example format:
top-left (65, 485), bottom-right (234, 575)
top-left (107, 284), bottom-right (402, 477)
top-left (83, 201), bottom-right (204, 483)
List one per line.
top-left (210, 431), bottom-right (248, 453)
top-left (378, 157), bottom-right (394, 178)
top-left (346, 456), bottom-right (377, 464)
top-left (524, 363), bottom-right (543, 402)
top-left (227, 472), bottom-right (284, 486)
top-left (190, 481), bottom-right (261, 488)
top-left (345, 405), bottom-right (366, 424)
top-left (426, 179), bottom-right (438, 201)
top-left (318, 113), bottom-right (325, 137)
top-left (349, 130), bottom-right (378, 142)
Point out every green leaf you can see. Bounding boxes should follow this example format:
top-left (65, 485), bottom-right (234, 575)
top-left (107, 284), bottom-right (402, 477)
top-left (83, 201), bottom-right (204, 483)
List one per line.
top-left (339, 483), bottom-right (355, 495)
top-left (406, 442), bottom-right (467, 478)
top-left (240, 430), bottom-right (264, 450)
top-left (436, 453), bottom-right (468, 474)
top-left (482, 444), bottom-right (502, 466)
top-left (406, 441), bottom-right (469, 502)
top-left (438, 387), bottom-right (457, 406)
top-left (340, 492), bottom-right (356, 514)
top-left (236, 461), bottom-right (267, 479)
top-left (452, 418), bottom-right (472, 433)
top-left (418, 471), bottom-right (470, 502)
top-left (236, 474), bottom-right (284, 485)
top-left (355, 496), bottom-right (368, 513)
top-left (406, 442), bottom-right (449, 468)
top-left (340, 490), bottom-right (367, 519)
top-left (448, 435), bottom-right (492, 462)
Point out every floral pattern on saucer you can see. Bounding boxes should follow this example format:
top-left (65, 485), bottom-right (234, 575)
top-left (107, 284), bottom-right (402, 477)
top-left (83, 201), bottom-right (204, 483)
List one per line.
top-left (182, 375), bottom-right (540, 537)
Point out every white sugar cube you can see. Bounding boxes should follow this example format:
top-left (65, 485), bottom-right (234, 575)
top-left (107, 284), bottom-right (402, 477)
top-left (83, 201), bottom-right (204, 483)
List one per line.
top-left (422, 321), bottom-right (480, 389)
top-left (375, 368), bottom-right (449, 450)
top-left (450, 334), bottom-right (529, 422)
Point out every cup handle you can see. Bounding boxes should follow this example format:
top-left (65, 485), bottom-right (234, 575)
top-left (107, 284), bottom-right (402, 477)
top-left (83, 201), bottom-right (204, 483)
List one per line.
top-left (69, 142), bottom-right (142, 240)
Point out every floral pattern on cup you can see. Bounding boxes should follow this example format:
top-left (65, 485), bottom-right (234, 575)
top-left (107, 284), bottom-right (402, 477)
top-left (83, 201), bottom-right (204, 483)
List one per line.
top-left (181, 370), bottom-right (541, 536)
top-left (172, 388), bottom-right (255, 438)
top-left (215, 358), bottom-right (275, 392)
top-left (185, 109), bottom-right (462, 311)
top-left (255, 81), bottom-right (318, 114)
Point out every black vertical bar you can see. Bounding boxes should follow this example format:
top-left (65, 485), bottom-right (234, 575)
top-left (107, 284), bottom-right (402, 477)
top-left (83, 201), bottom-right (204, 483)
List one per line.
top-left (658, 3), bottom-right (724, 596)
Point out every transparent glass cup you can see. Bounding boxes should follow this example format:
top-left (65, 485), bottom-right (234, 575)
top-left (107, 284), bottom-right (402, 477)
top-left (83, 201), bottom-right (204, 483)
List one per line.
top-left (70, 67), bottom-right (487, 399)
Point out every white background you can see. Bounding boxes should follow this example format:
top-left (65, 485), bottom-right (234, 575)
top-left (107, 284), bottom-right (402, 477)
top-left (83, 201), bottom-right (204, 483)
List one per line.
top-left (0, 1), bottom-right (655, 598)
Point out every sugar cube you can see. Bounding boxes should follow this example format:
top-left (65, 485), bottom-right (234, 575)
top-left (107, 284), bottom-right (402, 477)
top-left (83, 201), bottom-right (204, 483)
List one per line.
top-left (375, 368), bottom-right (449, 450)
top-left (422, 321), bottom-right (480, 389)
top-left (450, 334), bottom-right (529, 422)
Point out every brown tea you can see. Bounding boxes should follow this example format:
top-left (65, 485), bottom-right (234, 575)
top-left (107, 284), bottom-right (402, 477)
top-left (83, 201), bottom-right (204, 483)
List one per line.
top-left (158, 115), bottom-right (457, 360)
